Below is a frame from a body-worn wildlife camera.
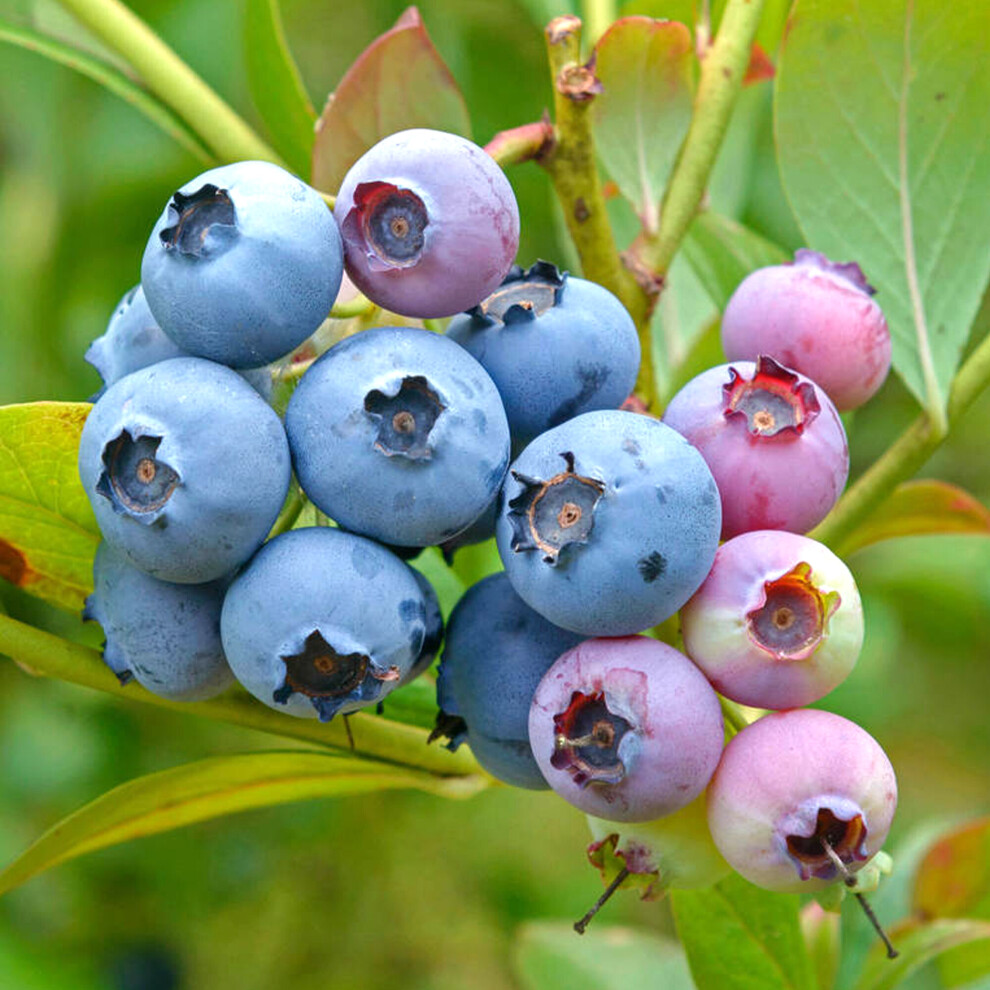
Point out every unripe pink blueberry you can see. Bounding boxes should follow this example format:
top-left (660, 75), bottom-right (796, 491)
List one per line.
top-left (662, 356), bottom-right (849, 539)
top-left (681, 530), bottom-right (863, 709)
top-left (721, 250), bottom-right (891, 411)
top-left (707, 709), bottom-right (897, 893)
top-left (528, 636), bottom-right (724, 823)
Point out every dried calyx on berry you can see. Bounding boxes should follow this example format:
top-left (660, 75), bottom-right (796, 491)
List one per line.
top-left (275, 629), bottom-right (401, 721)
top-left (159, 184), bottom-right (236, 258)
top-left (507, 451), bottom-right (605, 565)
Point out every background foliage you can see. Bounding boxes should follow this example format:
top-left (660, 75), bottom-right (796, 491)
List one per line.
top-left (0, 0), bottom-right (988, 987)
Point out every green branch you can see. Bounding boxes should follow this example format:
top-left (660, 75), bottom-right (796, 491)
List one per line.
top-left (813, 329), bottom-right (990, 551)
top-left (0, 614), bottom-right (481, 779)
top-left (54, 0), bottom-right (280, 165)
top-left (0, 18), bottom-right (212, 163)
top-left (628, 0), bottom-right (766, 279)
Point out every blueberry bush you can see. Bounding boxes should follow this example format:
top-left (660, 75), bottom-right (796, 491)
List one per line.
top-left (1, 0), bottom-right (989, 986)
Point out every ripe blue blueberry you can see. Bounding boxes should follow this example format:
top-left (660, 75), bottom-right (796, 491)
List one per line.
top-left (221, 527), bottom-right (428, 721)
top-left (447, 262), bottom-right (640, 449)
top-left (85, 285), bottom-right (184, 388)
top-left (529, 636), bottom-right (724, 821)
top-left (78, 357), bottom-right (290, 583)
top-left (85, 284), bottom-right (273, 400)
top-left (662, 356), bottom-right (849, 539)
top-left (432, 572), bottom-right (584, 788)
top-left (285, 326), bottom-right (510, 547)
top-left (333, 129), bottom-right (519, 318)
top-left (142, 161), bottom-right (343, 368)
top-left (495, 409), bottom-right (721, 635)
top-left (401, 567), bottom-right (444, 685)
top-left (84, 542), bottom-right (233, 701)
top-left (707, 709), bottom-right (897, 893)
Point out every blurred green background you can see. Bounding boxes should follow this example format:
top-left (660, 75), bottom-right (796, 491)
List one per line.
top-left (0, 0), bottom-right (988, 987)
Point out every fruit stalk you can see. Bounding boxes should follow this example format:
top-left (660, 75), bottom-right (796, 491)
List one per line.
top-left (0, 613), bottom-right (482, 778)
top-left (538, 15), bottom-right (657, 407)
top-left (813, 327), bottom-right (990, 552)
top-left (627, 0), bottom-right (767, 279)
top-left (53, 0), bottom-right (280, 164)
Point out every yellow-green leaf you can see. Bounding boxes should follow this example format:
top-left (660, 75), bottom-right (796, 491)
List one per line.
top-left (0, 402), bottom-right (98, 612)
top-left (0, 750), bottom-right (486, 896)
top-left (244, 0), bottom-right (316, 176)
top-left (836, 481), bottom-right (990, 558)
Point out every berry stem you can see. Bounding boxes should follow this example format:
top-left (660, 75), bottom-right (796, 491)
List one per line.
top-left (484, 119), bottom-right (555, 167)
top-left (52, 0), bottom-right (282, 165)
top-left (579, 0), bottom-right (617, 52)
top-left (812, 326), bottom-right (990, 554)
top-left (574, 865), bottom-right (630, 934)
top-left (0, 613), bottom-right (483, 778)
top-left (625, 0), bottom-right (766, 280)
top-left (329, 294), bottom-right (375, 320)
top-left (538, 15), bottom-right (658, 410)
top-left (821, 838), bottom-right (898, 960)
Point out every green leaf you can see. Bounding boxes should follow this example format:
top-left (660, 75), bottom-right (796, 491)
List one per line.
top-left (592, 17), bottom-right (695, 232)
top-left (836, 481), bottom-right (990, 558)
top-left (0, 614), bottom-right (483, 775)
top-left (681, 210), bottom-right (790, 309)
top-left (0, 403), bottom-right (98, 612)
top-left (244, 0), bottom-right (316, 176)
top-left (0, 18), bottom-right (211, 163)
top-left (671, 872), bottom-right (814, 990)
top-left (512, 921), bottom-right (694, 990)
top-left (775, 0), bottom-right (990, 424)
top-left (852, 918), bottom-right (990, 990)
top-left (0, 750), bottom-right (485, 896)
top-left (311, 7), bottom-right (471, 193)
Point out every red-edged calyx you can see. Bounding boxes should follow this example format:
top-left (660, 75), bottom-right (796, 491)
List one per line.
top-left (681, 530), bottom-right (863, 709)
top-left (707, 709), bottom-right (897, 893)
top-left (662, 358), bottom-right (848, 539)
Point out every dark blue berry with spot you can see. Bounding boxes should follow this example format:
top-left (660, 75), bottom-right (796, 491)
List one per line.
top-left (432, 572), bottom-right (584, 788)
top-left (446, 262), bottom-right (640, 450)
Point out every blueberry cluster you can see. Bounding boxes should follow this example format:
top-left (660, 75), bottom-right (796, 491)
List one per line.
top-left (78, 129), bottom-right (897, 901)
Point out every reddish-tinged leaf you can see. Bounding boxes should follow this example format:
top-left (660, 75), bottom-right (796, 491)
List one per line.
top-left (744, 42), bottom-right (775, 85)
top-left (311, 7), bottom-right (471, 193)
top-left (836, 480), bottom-right (990, 557)
top-left (914, 818), bottom-right (990, 920)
